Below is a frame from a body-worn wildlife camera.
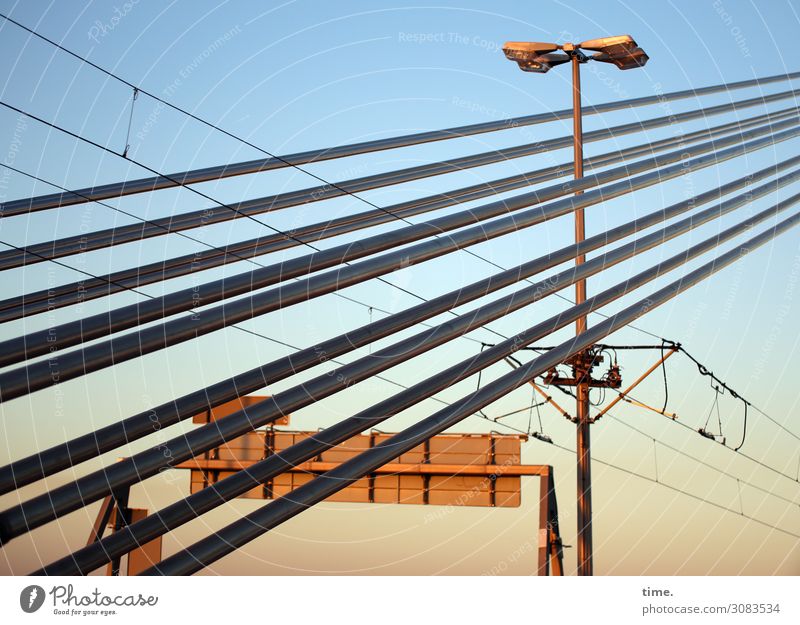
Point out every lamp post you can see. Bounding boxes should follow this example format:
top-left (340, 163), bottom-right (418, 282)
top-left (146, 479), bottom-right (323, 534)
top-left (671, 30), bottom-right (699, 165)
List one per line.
top-left (503, 35), bottom-right (649, 576)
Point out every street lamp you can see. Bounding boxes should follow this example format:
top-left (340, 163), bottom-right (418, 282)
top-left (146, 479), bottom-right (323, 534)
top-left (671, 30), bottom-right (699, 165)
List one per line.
top-left (503, 35), bottom-right (648, 577)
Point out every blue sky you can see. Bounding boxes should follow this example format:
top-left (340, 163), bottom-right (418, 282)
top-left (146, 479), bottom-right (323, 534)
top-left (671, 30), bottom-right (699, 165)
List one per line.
top-left (0, 0), bottom-right (799, 575)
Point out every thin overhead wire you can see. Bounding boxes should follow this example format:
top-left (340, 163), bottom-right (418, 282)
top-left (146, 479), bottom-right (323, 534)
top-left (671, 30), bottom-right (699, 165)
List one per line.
top-left (610, 386), bottom-right (800, 486)
top-left (599, 405), bottom-right (799, 507)
top-left (475, 413), bottom-right (800, 541)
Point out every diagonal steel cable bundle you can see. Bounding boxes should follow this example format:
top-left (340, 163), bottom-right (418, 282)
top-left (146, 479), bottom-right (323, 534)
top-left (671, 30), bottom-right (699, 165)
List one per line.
top-left (2, 157), bottom-right (795, 498)
top-left (1, 118), bottom-right (797, 403)
top-left (6, 104), bottom-right (800, 321)
top-left (1, 65), bottom-right (797, 216)
top-left (6, 104), bottom-right (798, 319)
top-left (137, 209), bottom-right (800, 576)
top-left (1, 49), bottom-right (799, 576)
top-left (31, 183), bottom-right (800, 575)
top-left (7, 175), bottom-right (800, 546)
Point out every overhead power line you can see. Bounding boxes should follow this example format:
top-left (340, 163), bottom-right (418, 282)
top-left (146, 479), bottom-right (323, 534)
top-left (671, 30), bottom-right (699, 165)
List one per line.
top-left (474, 413), bottom-right (800, 542)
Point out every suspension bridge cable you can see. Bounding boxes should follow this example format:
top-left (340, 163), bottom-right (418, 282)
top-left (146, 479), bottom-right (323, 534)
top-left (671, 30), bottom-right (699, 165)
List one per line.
top-left (3, 119), bottom-right (796, 401)
top-left (3, 11), bottom-right (799, 214)
top-left (7, 105), bottom-right (794, 316)
top-left (0, 165), bottom-right (506, 358)
top-left (0, 99), bottom-right (525, 357)
top-left (2, 78), bottom-right (795, 357)
top-left (138, 216), bottom-right (800, 575)
top-left (2, 108), bottom-right (795, 363)
top-left (19, 200), bottom-right (800, 568)
top-left (6, 164), bottom-right (794, 497)
top-left (3, 91), bottom-right (796, 266)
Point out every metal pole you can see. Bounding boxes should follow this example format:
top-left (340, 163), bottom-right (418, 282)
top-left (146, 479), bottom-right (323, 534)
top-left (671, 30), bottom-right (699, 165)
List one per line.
top-left (570, 50), bottom-right (594, 577)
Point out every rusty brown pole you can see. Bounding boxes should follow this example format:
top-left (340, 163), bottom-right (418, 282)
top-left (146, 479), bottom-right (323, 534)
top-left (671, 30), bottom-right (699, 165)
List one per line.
top-left (566, 43), bottom-right (593, 577)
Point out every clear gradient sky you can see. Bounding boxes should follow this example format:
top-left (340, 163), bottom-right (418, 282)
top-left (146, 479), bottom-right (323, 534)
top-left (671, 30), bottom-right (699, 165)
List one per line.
top-left (0, 0), bottom-right (799, 575)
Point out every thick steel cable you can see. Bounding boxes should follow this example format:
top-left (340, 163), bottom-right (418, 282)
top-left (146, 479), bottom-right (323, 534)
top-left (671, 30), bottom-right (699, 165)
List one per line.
top-left (0, 93), bottom-right (536, 356)
top-left (3, 89), bottom-right (798, 272)
top-left (35, 187), bottom-right (800, 575)
top-left (3, 161), bottom-right (795, 498)
top-left (0, 162), bottom-right (516, 352)
top-left (2, 19), bottom-right (796, 365)
top-left (8, 180), bottom-right (800, 549)
top-left (141, 210), bottom-right (800, 576)
top-left (0, 92), bottom-right (759, 357)
top-left (1, 120), bottom-right (796, 398)
top-left (0, 92), bottom-right (792, 365)
top-left (6, 105), bottom-right (797, 319)
top-left (0, 13), bottom-right (796, 216)
top-left (0, 13), bottom-right (792, 363)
